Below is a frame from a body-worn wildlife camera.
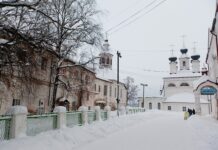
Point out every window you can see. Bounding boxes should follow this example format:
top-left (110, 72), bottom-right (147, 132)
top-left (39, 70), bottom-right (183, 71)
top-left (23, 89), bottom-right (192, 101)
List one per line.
top-left (110, 59), bottom-right (112, 65)
top-left (99, 85), bottom-right (101, 92)
top-left (104, 85), bottom-right (107, 96)
top-left (110, 86), bottom-right (112, 97)
top-left (107, 58), bottom-right (110, 64)
top-left (183, 61), bottom-right (186, 67)
top-left (94, 84), bottom-right (97, 91)
top-left (168, 106), bottom-right (171, 110)
top-left (158, 103), bottom-right (161, 110)
top-left (120, 89), bottom-right (122, 98)
top-left (12, 99), bottom-right (20, 106)
top-left (85, 75), bottom-right (89, 84)
top-left (182, 107), bottom-right (186, 111)
top-left (149, 102), bottom-right (152, 109)
top-left (41, 58), bottom-right (48, 70)
top-left (180, 83), bottom-right (189, 86)
top-left (74, 71), bottom-right (79, 79)
top-left (87, 93), bottom-right (89, 101)
top-left (102, 58), bottom-right (105, 64)
top-left (168, 83), bottom-right (176, 87)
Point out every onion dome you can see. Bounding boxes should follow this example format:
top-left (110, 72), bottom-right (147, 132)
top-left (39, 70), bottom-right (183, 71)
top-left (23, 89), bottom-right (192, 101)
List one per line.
top-left (169, 57), bottom-right (177, 62)
top-left (180, 49), bottom-right (188, 54)
top-left (191, 54), bottom-right (200, 60)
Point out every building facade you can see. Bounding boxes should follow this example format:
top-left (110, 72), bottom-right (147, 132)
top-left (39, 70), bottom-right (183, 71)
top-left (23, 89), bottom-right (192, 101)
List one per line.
top-left (139, 47), bottom-right (209, 115)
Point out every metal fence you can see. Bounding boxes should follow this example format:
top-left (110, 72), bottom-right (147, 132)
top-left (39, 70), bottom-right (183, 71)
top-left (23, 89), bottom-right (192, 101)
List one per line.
top-left (101, 111), bottom-right (107, 121)
top-left (87, 111), bottom-right (96, 124)
top-left (0, 116), bottom-right (11, 141)
top-left (66, 112), bottom-right (82, 127)
top-left (26, 113), bottom-right (58, 136)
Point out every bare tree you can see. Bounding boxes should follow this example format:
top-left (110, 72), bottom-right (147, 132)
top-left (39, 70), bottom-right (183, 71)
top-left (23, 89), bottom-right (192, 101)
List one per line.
top-left (124, 76), bottom-right (139, 106)
top-left (0, 0), bottom-right (102, 111)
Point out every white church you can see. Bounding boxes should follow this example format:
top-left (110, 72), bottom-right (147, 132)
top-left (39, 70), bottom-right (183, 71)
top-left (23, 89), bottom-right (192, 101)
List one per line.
top-left (140, 47), bottom-right (210, 115)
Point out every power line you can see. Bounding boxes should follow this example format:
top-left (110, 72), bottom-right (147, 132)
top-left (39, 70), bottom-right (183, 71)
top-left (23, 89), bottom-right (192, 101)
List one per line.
top-left (106, 0), bottom-right (157, 33)
top-left (110, 0), bottom-right (168, 35)
top-left (109, 0), bottom-right (148, 20)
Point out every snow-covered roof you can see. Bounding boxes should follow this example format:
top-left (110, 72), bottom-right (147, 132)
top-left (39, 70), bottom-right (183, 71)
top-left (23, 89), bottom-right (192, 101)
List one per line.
top-left (193, 75), bottom-right (216, 90)
top-left (164, 70), bottom-right (201, 78)
top-left (164, 92), bottom-right (209, 103)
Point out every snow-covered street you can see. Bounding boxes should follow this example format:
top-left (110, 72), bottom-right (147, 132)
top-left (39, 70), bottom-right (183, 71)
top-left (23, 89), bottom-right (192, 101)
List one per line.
top-left (1, 111), bottom-right (218, 150)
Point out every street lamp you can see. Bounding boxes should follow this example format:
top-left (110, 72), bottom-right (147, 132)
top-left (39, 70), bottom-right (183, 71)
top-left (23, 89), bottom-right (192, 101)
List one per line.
top-left (140, 83), bottom-right (148, 108)
top-left (117, 51), bottom-right (121, 117)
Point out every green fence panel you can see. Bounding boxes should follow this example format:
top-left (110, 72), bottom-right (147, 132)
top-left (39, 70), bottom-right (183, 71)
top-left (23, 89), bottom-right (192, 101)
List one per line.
top-left (0, 116), bottom-right (11, 141)
top-left (27, 114), bottom-right (57, 136)
top-left (87, 111), bottom-right (96, 124)
top-left (101, 111), bottom-right (107, 121)
top-left (66, 112), bottom-right (82, 127)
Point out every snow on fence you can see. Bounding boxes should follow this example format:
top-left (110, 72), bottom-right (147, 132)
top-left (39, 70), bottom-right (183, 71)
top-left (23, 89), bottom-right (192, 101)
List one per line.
top-left (87, 111), bottom-right (96, 124)
top-left (0, 116), bottom-right (11, 141)
top-left (101, 111), bottom-right (107, 121)
top-left (26, 113), bottom-right (58, 136)
top-left (0, 106), bottom-right (145, 141)
top-left (66, 112), bottom-right (82, 127)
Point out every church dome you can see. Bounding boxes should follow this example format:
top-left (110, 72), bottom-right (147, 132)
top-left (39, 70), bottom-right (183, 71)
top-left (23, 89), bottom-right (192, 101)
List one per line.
top-left (191, 54), bottom-right (200, 60)
top-left (180, 49), bottom-right (188, 54)
top-left (169, 57), bottom-right (177, 62)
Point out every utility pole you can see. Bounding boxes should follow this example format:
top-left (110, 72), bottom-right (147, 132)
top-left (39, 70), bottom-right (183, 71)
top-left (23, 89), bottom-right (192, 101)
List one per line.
top-left (140, 83), bottom-right (148, 108)
top-left (117, 51), bottom-right (121, 117)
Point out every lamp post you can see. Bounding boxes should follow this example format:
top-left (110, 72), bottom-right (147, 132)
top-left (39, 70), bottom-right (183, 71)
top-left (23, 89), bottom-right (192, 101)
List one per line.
top-left (117, 51), bottom-right (121, 117)
top-left (140, 83), bottom-right (148, 108)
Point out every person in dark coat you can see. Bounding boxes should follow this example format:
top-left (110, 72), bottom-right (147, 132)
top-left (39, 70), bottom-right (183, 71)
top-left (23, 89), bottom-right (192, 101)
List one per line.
top-left (192, 109), bottom-right (195, 115)
top-left (188, 108), bottom-right (192, 116)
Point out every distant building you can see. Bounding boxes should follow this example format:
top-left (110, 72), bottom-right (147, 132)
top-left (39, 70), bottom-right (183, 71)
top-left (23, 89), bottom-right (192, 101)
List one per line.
top-left (94, 39), bottom-right (127, 110)
top-left (139, 47), bottom-right (209, 115)
top-left (0, 34), bottom-right (127, 114)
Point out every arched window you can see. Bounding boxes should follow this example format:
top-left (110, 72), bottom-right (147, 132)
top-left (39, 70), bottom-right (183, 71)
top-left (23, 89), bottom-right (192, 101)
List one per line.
top-left (168, 83), bottom-right (176, 87)
top-left (183, 61), bottom-right (186, 67)
top-left (74, 71), bottom-right (79, 79)
top-left (180, 83), bottom-right (189, 86)
top-left (158, 103), bottom-right (161, 110)
top-left (149, 102), bottom-right (152, 109)
top-left (85, 75), bottom-right (89, 84)
top-left (102, 58), bottom-right (105, 64)
top-left (107, 58), bottom-right (110, 64)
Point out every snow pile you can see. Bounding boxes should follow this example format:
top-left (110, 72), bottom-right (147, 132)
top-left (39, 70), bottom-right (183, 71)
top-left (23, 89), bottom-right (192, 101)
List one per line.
top-left (1, 111), bottom-right (218, 150)
top-left (0, 113), bottom-right (146, 150)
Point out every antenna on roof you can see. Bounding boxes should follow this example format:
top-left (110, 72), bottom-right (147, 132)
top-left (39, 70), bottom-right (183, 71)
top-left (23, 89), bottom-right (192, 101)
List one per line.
top-left (193, 41), bottom-right (197, 54)
top-left (169, 44), bottom-right (175, 56)
top-left (180, 35), bottom-right (186, 48)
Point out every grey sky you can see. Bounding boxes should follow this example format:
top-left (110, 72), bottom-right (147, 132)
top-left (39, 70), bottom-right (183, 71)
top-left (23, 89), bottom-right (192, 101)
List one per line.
top-left (96, 0), bottom-right (216, 96)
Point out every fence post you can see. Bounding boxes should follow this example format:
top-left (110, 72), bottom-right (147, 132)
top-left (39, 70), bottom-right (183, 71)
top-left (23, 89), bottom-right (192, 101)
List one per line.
top-left (78, 106), bottom-right (88, 125)
top-left (54, 106), bottom-right (66, 129)
top-left (95, 106), bottom-right (101, 121)
top-left (6, 106), bottom-right (27, 139)
top-left (126, 106), bottom-right (130, 115)
top-left (104, 106), bottom-right (111, 120)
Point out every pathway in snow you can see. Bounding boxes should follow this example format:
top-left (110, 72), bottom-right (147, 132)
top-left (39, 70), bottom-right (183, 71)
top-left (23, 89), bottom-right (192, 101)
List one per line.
top-left (75, 111), bottom-right (218, 150)
top-left (1, 111), bottom-right (218, 150)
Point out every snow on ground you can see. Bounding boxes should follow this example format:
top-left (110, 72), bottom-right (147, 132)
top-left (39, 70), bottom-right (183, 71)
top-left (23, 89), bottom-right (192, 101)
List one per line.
top-left (1, 110), bottom-right (218, 150)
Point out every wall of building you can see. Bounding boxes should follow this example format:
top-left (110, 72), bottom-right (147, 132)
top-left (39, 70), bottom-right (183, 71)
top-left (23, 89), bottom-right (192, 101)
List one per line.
top-left (163, 77), bottom-right (200, 97)
top-left (93, 78), bottom-right (127, 110)
top-left (162, 102), bottom-right (209, 115)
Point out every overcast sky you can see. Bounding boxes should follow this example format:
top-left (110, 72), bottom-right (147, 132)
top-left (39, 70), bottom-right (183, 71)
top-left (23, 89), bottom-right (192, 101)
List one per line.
top-left (95, 0), bottom-right (216, 96)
